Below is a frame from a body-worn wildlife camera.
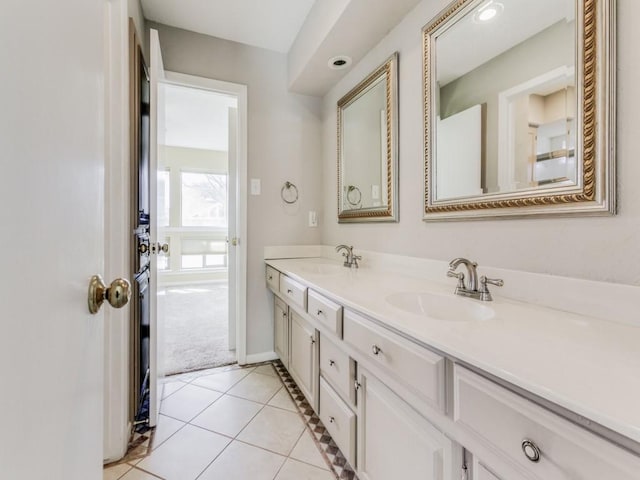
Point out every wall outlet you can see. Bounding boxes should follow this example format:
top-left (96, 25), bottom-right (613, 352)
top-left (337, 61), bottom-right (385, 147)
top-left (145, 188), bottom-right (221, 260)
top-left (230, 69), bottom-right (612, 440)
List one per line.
top-left (308, 211), bottom-right (318, 227)
top-left (250, 178), bottom-right (261, 195)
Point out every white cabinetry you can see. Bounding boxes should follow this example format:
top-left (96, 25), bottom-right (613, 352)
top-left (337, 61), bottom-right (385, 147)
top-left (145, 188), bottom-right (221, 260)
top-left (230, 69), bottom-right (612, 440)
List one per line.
top-left (455, 366), bottom-right (640, 480)
top-left (356, 366), bottom-right (459, 480)
top-left (266, 265), bottom-right (640, 480)
top-left (274, 296), bottom-right (289, 369)
top-left (289, 310), bottom-right (318, 409)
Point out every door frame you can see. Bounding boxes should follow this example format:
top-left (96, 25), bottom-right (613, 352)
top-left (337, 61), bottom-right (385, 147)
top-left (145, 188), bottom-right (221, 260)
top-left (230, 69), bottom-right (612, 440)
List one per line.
top-left (161, 70), bottom-right (249, 365)
top-left (104, 0), bottom-right (133, 463)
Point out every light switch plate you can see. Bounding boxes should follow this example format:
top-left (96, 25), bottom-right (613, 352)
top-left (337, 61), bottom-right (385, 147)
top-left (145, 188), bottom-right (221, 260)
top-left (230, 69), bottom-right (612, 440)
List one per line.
top-left (250, 178), bottom-right (261, 195)
top-left (308, 211), bottom-right (318, 227)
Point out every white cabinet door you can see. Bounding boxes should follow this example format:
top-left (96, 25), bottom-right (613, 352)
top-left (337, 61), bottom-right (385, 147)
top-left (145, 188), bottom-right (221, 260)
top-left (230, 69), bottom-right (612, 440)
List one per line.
top-left (289, 310), bottom-right (318, 408)
top-left (472, 458), bottom-right (507, 480)
top-left (357, 367), bottom-right (461, 480)
top-left (1, 0), bottom-right (105, 477)
top-left (274, 298), bottom-right (289, 368)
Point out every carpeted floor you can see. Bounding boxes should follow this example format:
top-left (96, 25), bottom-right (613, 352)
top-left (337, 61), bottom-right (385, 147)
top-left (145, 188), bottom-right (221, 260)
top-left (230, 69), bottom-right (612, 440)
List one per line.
top-left (158, 281), bottom-right (236, 375)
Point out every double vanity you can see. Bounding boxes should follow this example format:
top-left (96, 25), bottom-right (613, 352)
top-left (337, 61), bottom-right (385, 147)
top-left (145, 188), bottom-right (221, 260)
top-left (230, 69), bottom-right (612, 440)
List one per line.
top-left (265, 252), bottom-right (640, 480)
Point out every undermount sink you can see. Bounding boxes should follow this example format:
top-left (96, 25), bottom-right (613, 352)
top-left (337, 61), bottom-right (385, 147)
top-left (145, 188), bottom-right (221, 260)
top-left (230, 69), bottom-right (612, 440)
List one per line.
top-left (299, 263), bottom-right (343, 275)
top-left (385, 291), bottom-right (495, 322)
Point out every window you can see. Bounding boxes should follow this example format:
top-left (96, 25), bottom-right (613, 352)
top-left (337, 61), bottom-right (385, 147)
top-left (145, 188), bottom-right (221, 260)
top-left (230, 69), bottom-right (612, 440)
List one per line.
top-left (181, 172), bottom-right (228, 227)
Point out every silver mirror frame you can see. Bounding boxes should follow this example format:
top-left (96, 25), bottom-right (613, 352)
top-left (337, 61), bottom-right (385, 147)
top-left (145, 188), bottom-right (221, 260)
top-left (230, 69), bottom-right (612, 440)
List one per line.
top-left (338, 52), bottom-right (399, 223)
top-left (422, 0), bottom-right (616, 221)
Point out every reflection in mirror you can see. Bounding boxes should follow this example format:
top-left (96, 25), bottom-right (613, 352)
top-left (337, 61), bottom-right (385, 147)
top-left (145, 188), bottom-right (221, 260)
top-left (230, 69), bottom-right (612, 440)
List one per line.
top-left (338, 53), bottom-right (398, 222)
top-left (423, 0), bottom-right (615, 219)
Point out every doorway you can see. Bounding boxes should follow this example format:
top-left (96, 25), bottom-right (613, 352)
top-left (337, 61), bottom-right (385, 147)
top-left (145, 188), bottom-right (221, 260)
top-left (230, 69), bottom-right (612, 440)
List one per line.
top-left (156, 74), bottom-right (247, 376)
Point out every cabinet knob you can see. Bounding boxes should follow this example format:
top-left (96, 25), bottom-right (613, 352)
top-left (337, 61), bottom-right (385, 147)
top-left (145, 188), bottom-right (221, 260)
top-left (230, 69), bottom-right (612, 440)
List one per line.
top-left (287, 289), bottom-right (293, 294)
top-left (329, 359), bottom-right (335, 367)
top-left (310, 336), bottom-right (316, 344)
top-left (316, 309), bottom-right (323, 316)
top-left (329, 416), bottom-right (335, 423)
top-left (354, 380), bottom-right (361, 390)
top-left (521, 440), bottom-right (541, 462)
top-left (372, 344), bottom-right (382, 356)
top-left (268, 274), bottom-right (273, 280)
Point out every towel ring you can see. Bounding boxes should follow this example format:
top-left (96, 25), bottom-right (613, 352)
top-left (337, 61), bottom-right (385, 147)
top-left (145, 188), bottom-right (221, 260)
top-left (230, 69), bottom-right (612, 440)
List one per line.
top-left (281, 181), bottom-right (299, 204)
top-left (346, 185), bottom-right (362, 207)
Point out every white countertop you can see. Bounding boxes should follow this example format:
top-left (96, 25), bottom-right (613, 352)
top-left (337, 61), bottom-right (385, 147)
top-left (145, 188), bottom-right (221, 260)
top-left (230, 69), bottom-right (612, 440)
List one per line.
top-left (266, 257), bottom-right (640, 446)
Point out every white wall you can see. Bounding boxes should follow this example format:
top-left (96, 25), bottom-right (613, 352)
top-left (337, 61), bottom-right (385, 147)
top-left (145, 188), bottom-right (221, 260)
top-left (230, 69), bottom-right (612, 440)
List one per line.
top-left (322, 0), bottom-right (640, 286)
top-left (148, 22), bottom-right (324, 356)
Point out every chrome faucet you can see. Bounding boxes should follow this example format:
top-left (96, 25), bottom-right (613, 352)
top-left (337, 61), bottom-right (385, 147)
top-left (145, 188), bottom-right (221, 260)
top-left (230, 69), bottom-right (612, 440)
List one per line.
top-left (335, 245), bottom-right (361, 268)
top-left (447, 257), bottom-right (503, 301)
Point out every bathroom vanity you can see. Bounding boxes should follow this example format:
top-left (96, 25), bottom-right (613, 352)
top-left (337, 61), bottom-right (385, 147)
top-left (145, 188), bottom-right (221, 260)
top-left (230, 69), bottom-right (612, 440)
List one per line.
top-left (265, 254), bottom-right (640, 480)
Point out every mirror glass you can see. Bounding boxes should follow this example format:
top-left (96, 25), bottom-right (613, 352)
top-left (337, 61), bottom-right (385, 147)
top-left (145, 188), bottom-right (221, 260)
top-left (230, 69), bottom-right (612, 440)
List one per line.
top-left (423, 0), bottom-right (615, 219)
top-left (338, 53), bottom-right (398, 222)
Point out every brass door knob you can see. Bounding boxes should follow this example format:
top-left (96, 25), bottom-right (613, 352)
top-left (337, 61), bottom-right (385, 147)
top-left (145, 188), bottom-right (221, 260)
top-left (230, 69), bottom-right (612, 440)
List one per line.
top-left (88, 275), bottom-right (131, 314)
top-left (138, 243), bottom-right (149, 254)
top-left (151, 242), bottom-right (169, 255)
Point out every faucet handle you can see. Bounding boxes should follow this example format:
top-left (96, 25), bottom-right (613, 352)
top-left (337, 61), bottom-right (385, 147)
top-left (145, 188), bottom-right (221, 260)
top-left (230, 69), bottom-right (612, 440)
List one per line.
top-left (447, 270), bottom-right (465, 289)
top-left (479, 276), bottom-right (504, 301)
top-left (481, 276), bottom-right (504, 288)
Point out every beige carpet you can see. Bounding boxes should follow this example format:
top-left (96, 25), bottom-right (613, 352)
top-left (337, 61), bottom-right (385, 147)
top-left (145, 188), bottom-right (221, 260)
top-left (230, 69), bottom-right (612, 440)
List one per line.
top-left (158, 281), bottom-right (236, 375)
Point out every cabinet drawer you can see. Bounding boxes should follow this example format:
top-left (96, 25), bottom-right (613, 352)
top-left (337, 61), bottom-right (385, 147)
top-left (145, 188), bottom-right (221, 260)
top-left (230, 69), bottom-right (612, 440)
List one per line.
top-left (307, 289), bottom-right (343, 337)
top-left (279, 274), bottom-right (307, 310)
top-left (319, 377), bottom-right (356, 467)
top-left (266, 265), bottom-right (279, 291)
top-left (454, 366), bottom-right (640, 480)
top-left (343, 310), bottom-right (445, 413)
top-left (320, 333), bottom-right (353, 404)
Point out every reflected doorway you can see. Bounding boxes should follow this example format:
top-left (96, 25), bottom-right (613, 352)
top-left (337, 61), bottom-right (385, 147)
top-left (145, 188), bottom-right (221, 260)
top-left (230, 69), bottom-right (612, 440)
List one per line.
top-left (157, 83), bottom-right (238, 375)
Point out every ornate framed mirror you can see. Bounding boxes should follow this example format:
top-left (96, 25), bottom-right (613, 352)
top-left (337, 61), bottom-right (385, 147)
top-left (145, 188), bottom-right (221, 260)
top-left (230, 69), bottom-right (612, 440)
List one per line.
top-left (338, 53), bottom-right (399, 223)
top-left (423, 0), bottom-right (615, 220)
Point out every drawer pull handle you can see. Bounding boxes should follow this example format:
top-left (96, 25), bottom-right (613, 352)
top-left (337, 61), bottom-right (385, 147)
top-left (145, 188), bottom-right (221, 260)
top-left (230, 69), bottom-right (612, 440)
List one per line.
top-left (282, 312), bottom-right (288, 318)
top-left (522, 440), bottom-right (541, 463)
top-left (268, 275), bottom-right (273, 280)
top-left (287, 289), bottom-right (293, 294)
top-left (316, 309), bottom-right (323, 316)
top-left (329, 359), bottom-right (335, 367)
top-left (372, 344), bottom-right (382, 355)
top-left (329, 416), bottom-right (335, 423)
top-left (310, 336), bottom-right (316, 345)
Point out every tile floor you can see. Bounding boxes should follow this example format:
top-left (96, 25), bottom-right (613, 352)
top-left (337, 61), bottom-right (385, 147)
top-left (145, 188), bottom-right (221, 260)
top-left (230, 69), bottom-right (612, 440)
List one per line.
top-left (104, 363), bottom-right (336, 480)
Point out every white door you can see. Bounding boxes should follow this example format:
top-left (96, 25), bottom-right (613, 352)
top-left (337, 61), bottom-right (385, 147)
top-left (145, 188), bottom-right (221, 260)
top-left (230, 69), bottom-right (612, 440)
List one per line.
top-left (289, 311), bottom-right (318, 408)
top-left (149, 28), bottom-right (166, 426)
top-left (0, 1), bottom-right (106, 479)
top-left (357, 367), bottom-right (460, 480)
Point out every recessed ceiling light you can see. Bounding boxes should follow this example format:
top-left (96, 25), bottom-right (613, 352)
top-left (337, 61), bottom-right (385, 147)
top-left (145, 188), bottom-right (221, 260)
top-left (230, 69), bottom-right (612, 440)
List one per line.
top-left (473, 1), bottom-right (504, 23)
top-left (328, 56), bottom-right (352, 70)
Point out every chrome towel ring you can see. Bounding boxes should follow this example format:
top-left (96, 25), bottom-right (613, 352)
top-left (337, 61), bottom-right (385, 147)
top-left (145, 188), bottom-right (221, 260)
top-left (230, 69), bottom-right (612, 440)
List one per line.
top-left (281, 181), bottom-right (299, 204)
top-left (346, 185), bottom-right (362, 207)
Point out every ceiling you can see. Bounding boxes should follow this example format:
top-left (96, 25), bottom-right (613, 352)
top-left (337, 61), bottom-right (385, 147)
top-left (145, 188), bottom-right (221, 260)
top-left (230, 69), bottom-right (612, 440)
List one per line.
top-left (163, 84), bottom-right (237, 151)
top-left (437, 0), bottom-right (575, 85)
top-left (142, 0), bottom-right (423, 95)
top-left (141, 0), bottom-right (316, 53)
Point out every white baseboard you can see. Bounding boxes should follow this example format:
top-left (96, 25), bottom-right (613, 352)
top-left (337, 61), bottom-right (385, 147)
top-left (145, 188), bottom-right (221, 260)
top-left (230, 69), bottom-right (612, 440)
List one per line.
top-left (244, 351), bottom-right (278, 365)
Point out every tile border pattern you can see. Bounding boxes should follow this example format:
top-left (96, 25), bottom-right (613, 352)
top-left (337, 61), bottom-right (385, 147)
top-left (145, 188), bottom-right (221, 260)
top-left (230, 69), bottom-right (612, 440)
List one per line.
top-left (105, 361), bottom-right (357, 480)
top-left (273, 360), bottom-right (358, 480)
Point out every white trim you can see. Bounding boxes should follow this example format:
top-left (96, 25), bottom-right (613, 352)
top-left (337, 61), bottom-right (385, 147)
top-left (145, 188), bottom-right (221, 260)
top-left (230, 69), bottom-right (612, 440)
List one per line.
top-left (245, 351), bottom-right (279, 364)
top-left (162, 71), bottom-right (249, 366)
top-left (103, 0), bottom-right (131, 463)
